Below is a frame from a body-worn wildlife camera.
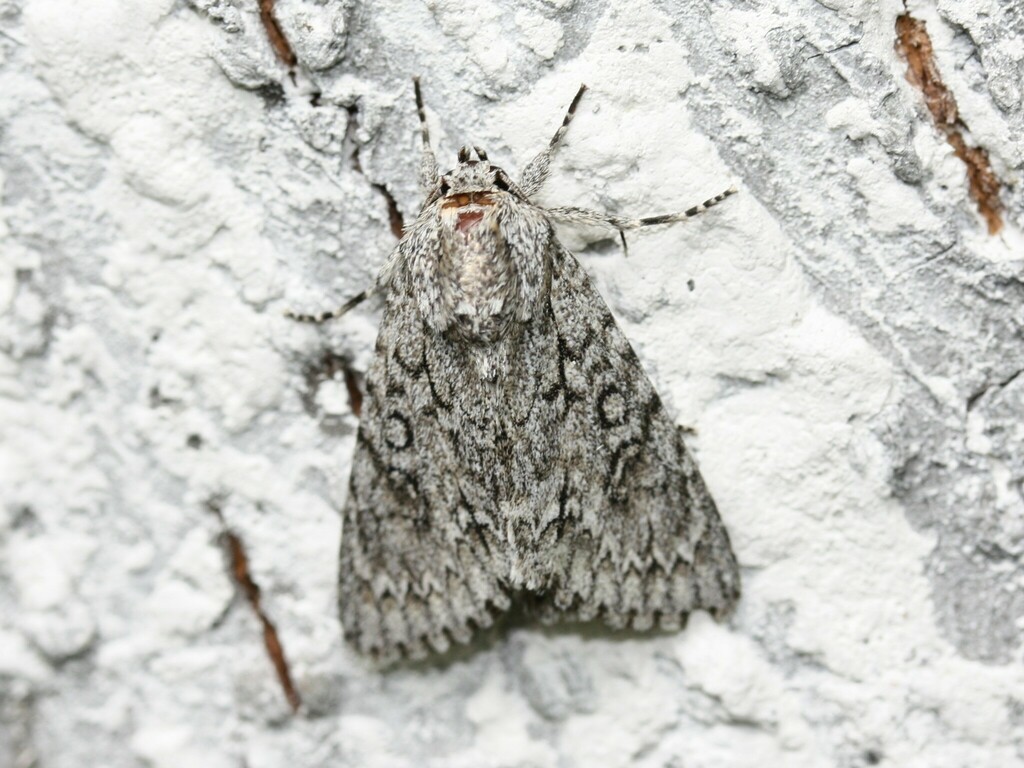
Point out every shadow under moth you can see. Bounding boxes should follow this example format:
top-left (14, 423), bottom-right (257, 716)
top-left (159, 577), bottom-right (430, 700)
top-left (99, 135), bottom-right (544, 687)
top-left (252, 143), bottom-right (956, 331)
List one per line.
top-left (290, 80), bottom-right (741, 662)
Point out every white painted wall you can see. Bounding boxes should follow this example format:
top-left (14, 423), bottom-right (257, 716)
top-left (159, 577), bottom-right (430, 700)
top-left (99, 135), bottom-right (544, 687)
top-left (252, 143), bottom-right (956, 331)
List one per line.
top-left (3, 0), bottom-right (1023, 765)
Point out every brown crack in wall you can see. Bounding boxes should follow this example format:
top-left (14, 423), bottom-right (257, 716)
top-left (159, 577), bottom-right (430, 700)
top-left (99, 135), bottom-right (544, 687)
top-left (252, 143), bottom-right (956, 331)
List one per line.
top-left (259, 0), bottom-right (297, 68)
top-left (302, 351), bottom-right (364, 426)
top-left (342, 362), bottom-right (364, 417)
top-left (345, 105), bottom-right (406, 240)
top-left (895, 13), bottom-right (1004, 234)
top-left (370, 177), bottom-right (405, 240)
top-left (207, 499), bottom-right (302, 713)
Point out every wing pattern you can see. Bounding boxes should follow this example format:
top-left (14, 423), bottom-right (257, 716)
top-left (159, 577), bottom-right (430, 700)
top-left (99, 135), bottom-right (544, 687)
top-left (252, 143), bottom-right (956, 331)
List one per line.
top-left (340, 243), bottom-right (739, 662)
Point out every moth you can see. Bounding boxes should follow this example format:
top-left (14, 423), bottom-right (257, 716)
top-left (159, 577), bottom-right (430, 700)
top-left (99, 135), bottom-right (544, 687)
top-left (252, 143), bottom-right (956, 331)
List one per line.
top-left (290, 80), bottom-right (741, 662)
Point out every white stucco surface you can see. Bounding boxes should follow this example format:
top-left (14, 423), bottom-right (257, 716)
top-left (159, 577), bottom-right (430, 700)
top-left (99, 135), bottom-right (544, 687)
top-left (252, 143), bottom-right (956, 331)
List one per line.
top-left (2, 0), bottom-right (1023, 765)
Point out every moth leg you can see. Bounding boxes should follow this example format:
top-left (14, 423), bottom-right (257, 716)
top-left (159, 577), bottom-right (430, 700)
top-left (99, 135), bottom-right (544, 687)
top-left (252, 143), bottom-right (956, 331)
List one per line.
top-left (285, 288), bottom-right (372, 323)
top-left (546, 187), bottom-right (737, 229)
top-left (413, 77), bottom-right (439, 196)
top-left (545, 186), bottom-right (738, 254)
top-left (518, 84), bottom-right (588, 198)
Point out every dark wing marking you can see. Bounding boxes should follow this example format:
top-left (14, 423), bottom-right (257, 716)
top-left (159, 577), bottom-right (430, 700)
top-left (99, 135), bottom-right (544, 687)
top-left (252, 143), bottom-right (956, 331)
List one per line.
top-left (339, 271), bottom-right (510, 663)
top-left (524, 244), bottom-right (740, 630)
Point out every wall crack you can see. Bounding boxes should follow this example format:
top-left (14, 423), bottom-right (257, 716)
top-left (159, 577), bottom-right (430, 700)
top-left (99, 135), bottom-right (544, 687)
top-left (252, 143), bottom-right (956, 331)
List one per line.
top-left (966, 368), bottom-right (1023, 411)
top-left (895, 10), bottom-right (1004, 234)
top-left (345, 105), bottom-right (406, 240)
top-left (258, 0), bottom-right (297, 70)
top-left (207, 499), bottom-right (303, 714)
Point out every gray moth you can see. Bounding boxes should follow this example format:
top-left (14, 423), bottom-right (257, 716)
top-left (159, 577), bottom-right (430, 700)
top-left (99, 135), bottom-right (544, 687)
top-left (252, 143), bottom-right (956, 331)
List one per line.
top-left (290, 80), bottom-right (741, 663)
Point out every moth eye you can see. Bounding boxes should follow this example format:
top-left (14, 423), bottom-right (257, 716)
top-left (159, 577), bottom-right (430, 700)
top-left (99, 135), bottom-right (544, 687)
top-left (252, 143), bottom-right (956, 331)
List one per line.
top-left (439, 179), bottom-right (450, 195)
top-left (493, 174), bottom-right (509, 191)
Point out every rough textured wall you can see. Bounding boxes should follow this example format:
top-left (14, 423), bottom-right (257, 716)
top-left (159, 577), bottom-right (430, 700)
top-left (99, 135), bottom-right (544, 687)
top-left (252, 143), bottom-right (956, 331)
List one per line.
top-left (2, 0), bottom-right (1023, 765)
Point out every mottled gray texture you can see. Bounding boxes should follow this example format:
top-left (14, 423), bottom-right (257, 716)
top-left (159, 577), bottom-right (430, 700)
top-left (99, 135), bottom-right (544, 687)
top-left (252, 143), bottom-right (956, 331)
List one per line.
top-left (339, 116), bottom-right (739, 661)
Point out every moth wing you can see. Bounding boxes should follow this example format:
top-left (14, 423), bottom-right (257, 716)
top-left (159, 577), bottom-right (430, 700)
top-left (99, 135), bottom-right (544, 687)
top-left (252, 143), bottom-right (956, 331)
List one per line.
top-left (339, 279), bottom-right (510, 662)
top-left (531, 245), bottom-right (740, 630)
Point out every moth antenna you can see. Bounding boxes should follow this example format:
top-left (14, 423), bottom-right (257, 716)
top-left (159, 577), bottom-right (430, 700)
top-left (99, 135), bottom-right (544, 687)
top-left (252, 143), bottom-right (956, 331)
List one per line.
top-left (413, 76), bottom-right (439, 195)
top-left (518, 84), bottom-right (588, 198)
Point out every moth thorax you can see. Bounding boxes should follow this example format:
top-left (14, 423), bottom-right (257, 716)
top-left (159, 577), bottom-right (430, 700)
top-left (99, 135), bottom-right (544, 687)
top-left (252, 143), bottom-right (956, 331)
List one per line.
top-left (439, 203), bottom-right (519, 341)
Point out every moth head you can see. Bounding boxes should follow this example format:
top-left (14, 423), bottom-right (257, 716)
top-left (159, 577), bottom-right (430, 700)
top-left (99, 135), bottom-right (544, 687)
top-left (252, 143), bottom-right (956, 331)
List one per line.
top-left (433, 146), bottom-right (515, 233)
top-left (437, 145), bottom-right (513, 199)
